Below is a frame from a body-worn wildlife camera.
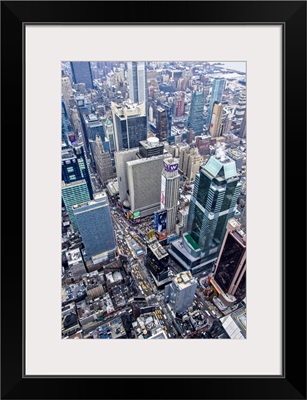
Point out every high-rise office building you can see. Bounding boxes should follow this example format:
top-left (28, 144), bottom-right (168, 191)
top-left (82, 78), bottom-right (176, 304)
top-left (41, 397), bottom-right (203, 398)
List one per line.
top-left (156, 106), bottom-right (168, 141)
top-left (234, 91), bottom-right (246, 123)
top-left (146, 241), bottom-right (170, 284)
top-left (84, 113), bottom-right (105, 144)
top-left (164, 271), bottom-right (197, 313)
top-left (61, 75), bottom-right (73, 116)
top-left (127, 62), bottom-right (147, 104)
top-left (161, 158), bottom-right (180, 234)
top-left (206, 78), bottom-right (226, 128)
top-left (211, 218), bottom-right (246, 305)
top-left (93, 135), bottom-right (114, 186)
top-left (62, 145), bottom-right (93, 198)
top-left (104, 117), bottom-right (115, 152)
top-left (111, 101), bottom-right (147, 151)
top-left (114, 148), bottom-right (139, 204)
top-left (62, 180), bottom-right (91, 232)
top-left (239, 110), bottom-right (246, 138)
top-left (169, 152), bottom-right (241, 272)
top-left (73, 192), bottom-right (117, 260)
top-left (62, 100), bottom-right (72, 146)
top-left (187, 90), bottom-right (205, 135)
top-left (126, 152), bottom-right (171, 218)
top-left (70, 62), bottom-right (93, 90)
top-left (209, 102), bottom-right (223, 138)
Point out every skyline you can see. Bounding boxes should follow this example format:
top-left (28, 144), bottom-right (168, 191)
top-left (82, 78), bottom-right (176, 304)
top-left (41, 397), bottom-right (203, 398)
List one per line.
top-left (61, 60), bottom-right (246, 340)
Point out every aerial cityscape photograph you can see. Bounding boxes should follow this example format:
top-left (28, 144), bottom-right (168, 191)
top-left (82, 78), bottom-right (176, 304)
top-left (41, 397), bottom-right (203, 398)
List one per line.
top-left (61, 61), bottom-right (247, 340)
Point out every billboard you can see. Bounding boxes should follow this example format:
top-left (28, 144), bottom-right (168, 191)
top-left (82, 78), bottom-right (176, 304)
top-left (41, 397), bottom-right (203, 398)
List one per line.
top-left (160, 174), bottom-right (166, 209)
top-left (133, 210), bottom-right (140, 219)
top-left (163, 161), bottom-right (179, 172)
top-left (154, 210), bottom-right (167, 233)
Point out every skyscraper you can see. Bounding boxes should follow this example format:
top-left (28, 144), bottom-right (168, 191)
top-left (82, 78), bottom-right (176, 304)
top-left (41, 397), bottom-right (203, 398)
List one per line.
top-left (70, 62), bottom-right (93, 90)
top-left (126, 151), bottom-right (171, 218)
top-left (164, 271), bottom-right (197, 313)
top-left (239, 110), bottom-right (246, 138)
top-left (93, 135), bottom-right (114, 186)
top-left (156, 106), bottom-right (168, 141)
top-left (62, 180), bottom-right (91, 232)
top-left (161, 158), bottom-right (180, 234)
top-left (127, 62), bottom-right (147, 104)
top-left (73, 192), bottom-right (117, 260)
top-left (62, 145), bottom-right (93, 198)
top-left (104, 117), bottom-right (115, 152)
top-left (209, 102), bottom-right (223, 138)
top-left (206, 78), bottom-right (226, 128)
top-left (111, 101), bottom-right (147, 151)
top-left (61, 75), bottom-right (73, 116)
top-left (114, 148), bottom-right (139, 204)
top-left (169, 151), bottom-right (241, 272)
top-left (187, 90), bottom-right (205, 135)
top-left (211, 218), bottom-right (246, 303)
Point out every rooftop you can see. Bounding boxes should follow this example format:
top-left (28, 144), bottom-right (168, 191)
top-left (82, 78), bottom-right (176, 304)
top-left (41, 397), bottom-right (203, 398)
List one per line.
top-left (203, 155), bottom-right (237, 180)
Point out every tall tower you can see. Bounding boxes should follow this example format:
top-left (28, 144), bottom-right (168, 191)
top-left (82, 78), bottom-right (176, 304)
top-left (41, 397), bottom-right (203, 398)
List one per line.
top-left (61, 75), bottom-right (73, 116)
top-left (73, 192), bottom-right (117, 260)
top-left (169, 151), bottom-right (241, 272)
top-left (206, 78), bottom-right (226, 128)
top-left (104, 117), bottom-right (115, 152)
top-left (164, 271), bottom-right (197, 313)
top-left (156, 106), bottom-right (168, 141)
top-left (127, 62), bottom-right (147, 104)
top-left (93, 135), bottom-right (114, 186)
top-left (62, 180), bottom-right (91, 232)
top-left (239, 110), bottom-right (246, 138)
top-left (70, 62), bottom-right (93, 90)
top-left (187, 90), bottom-right (205, 135)
top-left (161, 158), bottom-right (180, 234)
top-left (111, 101), bottom-right (147, 151)
top-left (62, 146), bottom-right (93, 198)
top-left (211, 218), bottom-right (246, 303)
top-left (185, 153), bottom-right (241, 256)
top-left (209, 102), bottom-right (223, 138)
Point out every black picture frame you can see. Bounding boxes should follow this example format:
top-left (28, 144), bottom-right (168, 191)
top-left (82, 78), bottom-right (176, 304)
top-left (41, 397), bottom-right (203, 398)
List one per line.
top-left (1, 1), bottom-right (306, 399)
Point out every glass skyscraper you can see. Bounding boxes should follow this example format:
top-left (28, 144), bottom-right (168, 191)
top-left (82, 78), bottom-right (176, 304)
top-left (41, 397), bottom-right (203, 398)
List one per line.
top-left (111, 101), bottom-right (147, 151)
top-left (62, 179), bottom-right (91, 232)
top-left (73, 192), bottom-right (117, 259)
top-left (70, 62), bottom-right (93, 90)
top-left (187, 91), bottom-right (205, 135)
top-left (206, 78), bottom-right (226, 128)
top-left (62, 145), bottom-right (93, 198)
top-left (169, 153), bottom-right (241, 272)
top-left (127, 61), bottom-right (146, 104)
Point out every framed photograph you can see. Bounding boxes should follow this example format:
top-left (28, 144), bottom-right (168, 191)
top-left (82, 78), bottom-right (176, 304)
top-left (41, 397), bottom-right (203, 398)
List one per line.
top-left (1, 1), bottom-right (306, 399)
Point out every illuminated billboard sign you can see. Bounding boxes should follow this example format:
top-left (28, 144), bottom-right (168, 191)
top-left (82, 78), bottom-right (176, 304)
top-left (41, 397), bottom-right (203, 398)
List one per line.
top-left (163, 161), bottom-right (178, 172)
top-left (133, 210), bottom-right (140, 218)
top-left (154, 211), bottom-right (167, 233)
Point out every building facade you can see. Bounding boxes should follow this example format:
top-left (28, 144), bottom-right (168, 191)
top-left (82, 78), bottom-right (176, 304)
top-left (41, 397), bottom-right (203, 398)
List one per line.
top-left (206, 78), bottom-right (226, 128)
top-left (169, 153), bottom-right (241, 272)
top-left (62, 145), bottom-right (93, 199)
top-left (62, 180), bottom-right (91, 232)
top-left (161, 158), bottom-right (180, 234)
top-left (165, 271), bottom-right (197, 313)
top-left (187, 90), bottom-right (205, 135)
top-left (70, 62), bottom-right (93, 90)
top-left (73, 192), bottom-right (117, 260)
top-left (209, 102), bottom-right (223, 138)
top-left (93, 135), bottom-right (114, 186)
top-left (111, 101), bottom-right (147, 151)
top-left (211, 218), bottom-right (246, 303)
